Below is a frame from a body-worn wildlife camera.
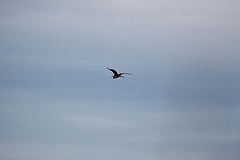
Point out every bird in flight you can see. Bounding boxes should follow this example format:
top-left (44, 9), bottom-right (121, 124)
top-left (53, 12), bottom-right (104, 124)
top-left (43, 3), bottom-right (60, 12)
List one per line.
top-left (107, 67), bottom-right (131, 79)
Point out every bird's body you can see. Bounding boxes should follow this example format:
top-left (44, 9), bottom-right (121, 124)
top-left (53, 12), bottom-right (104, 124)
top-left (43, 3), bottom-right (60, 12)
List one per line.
top-left (107, 67), bottom-right (131, 79)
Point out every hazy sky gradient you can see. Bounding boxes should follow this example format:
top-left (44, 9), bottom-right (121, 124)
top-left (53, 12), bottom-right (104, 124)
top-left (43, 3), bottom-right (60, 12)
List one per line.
top-left (1, 0), bottom-right (240, 160)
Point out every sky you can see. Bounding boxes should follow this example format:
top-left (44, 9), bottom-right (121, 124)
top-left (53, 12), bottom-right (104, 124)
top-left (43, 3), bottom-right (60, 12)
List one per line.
top-left (0, 0), bottom-right (240, 160)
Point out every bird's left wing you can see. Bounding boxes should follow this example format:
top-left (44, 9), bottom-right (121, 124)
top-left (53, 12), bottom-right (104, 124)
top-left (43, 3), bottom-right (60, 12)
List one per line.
top-left (107, 67), bottom-right (118, 76)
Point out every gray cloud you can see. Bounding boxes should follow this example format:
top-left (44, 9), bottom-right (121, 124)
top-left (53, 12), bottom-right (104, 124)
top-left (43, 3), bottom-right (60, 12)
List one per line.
top-left (1, 0), bottom-right (240, 160)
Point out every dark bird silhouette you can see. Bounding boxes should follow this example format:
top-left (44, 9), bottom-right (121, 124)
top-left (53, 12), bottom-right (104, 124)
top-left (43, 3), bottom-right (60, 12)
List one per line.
top-left (107, 67), bottom-right (131, 79)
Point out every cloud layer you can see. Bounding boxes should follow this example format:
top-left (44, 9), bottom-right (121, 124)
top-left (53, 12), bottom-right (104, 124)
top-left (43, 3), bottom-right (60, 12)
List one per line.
top-left (1, 0), bottom-right (240, 160)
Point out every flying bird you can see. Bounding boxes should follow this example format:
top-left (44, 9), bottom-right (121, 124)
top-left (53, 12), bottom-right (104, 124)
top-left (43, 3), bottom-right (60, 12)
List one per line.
top-left (107, 67), bottom-right (131, 79)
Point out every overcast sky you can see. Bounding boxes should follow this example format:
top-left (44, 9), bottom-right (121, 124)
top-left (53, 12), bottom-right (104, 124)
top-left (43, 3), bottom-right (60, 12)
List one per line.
top-left (0, 0), bottom-right (240, 160)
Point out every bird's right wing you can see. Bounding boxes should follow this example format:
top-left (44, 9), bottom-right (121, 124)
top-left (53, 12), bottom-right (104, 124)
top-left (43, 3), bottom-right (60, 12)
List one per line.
top-left (120, 73), bottom-right (131, 75)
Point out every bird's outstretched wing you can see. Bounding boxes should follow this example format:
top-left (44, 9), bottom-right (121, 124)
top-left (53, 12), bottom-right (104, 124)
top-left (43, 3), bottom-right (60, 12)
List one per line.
top-left (119, 73), bottom-right (131, 75)
top-left (107, 67), bottom-right (118, 76)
